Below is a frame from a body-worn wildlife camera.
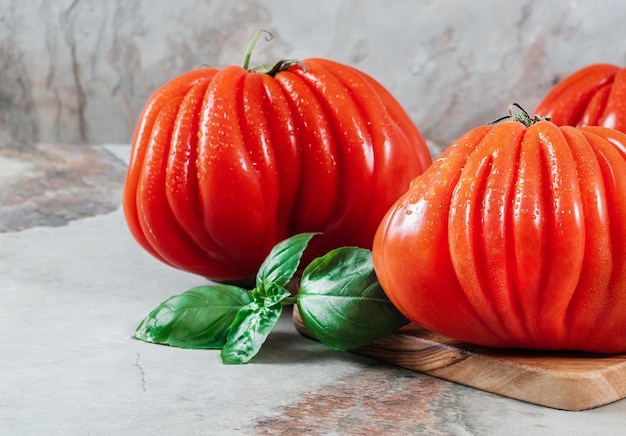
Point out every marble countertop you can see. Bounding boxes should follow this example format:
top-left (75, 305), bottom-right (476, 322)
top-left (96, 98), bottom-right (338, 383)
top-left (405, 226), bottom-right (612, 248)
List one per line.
top-left (1, 144), bottom-right (625, 435)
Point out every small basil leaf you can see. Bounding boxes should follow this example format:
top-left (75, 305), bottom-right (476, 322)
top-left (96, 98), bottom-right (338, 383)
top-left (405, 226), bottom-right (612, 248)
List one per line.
top-left (262, 281), bottom-right (292, 307)
top-left (220, 303), bottom-right (283, 364)
top-left (297, 247), bottom-right (409, 351)
top-left (134, 285), bottom-right (253, 349)
top-left (256, 232), bottom-right (319, 289)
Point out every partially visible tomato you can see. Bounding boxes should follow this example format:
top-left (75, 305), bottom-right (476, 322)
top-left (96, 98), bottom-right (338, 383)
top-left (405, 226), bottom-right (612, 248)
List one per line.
top-left (373, 105), bottom-right (626, 353)
top-left (123, 34), bottom-right (432, 284)
top-left (534, 63), bottom-right (626, 132)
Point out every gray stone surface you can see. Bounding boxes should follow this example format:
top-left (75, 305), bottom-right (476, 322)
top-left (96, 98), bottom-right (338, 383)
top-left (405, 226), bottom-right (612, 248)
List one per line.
top-left (2, 145), bottom-right (626, 434)
top-left (2, 0), bottom-right (625, 155)
top-left (3, 203), bottom-right (626, 435)
top-left (2, 1), bottom-right (626, 431)
top-left (0, 203), bottom-right (366, 434)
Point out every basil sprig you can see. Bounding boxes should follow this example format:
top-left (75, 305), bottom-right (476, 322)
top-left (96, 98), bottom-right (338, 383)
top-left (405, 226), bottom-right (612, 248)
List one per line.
top-left (134, 233), bottom-right (409, 364)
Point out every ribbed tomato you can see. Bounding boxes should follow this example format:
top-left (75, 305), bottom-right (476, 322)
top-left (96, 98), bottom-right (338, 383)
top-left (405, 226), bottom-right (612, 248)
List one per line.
top-left (373, 105), bottom-right (626, 353)
top-left (123, 37), bottom-right (431, 284)
top-left (534, 63), bottom-right (626, 132)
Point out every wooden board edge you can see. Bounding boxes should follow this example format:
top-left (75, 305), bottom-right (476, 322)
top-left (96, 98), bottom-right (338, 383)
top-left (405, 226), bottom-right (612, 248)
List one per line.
top-left (292, 307), bottom-right (626, 411)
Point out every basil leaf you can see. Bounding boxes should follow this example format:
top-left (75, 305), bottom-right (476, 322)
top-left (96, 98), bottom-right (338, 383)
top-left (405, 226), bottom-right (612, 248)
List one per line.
top-left (134, 285), bottom-right (253, 349)
top-left (256, 232), bottom-right (319, 289)
top-left (261, 281), bottom-right (293, 307)
top-left (220, 303), bottom-right (283, 364)
top-left (220, 280), bottom-right (291, 364)
top-left (297, 247), bottom-right (409, 351)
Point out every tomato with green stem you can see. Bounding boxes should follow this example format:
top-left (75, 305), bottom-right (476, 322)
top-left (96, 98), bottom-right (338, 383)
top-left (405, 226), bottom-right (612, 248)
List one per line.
top-left (123, 31), bottom-right (432, 284)
top-left (373, 104), bottom-right (626, 353)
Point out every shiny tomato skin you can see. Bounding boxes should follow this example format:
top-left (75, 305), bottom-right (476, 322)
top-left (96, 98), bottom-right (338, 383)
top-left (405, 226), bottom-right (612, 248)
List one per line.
top-left (373, 120), bottom-right (626, 353)
top-left (123, 59), bottom-right (432, 283)
top-left (534, 63), bottom-right (626, 133)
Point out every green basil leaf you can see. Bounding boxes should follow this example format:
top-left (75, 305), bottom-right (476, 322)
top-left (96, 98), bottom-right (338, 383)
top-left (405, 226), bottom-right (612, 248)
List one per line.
top-left (220, 303), bottom-right (282, 364)
top-left (256, 232), bottom-right (319, 289)
top-left (262, 281), bottom-right (292, 307)
top-left (297, 247), bottom-right (409, 351)
top-left (134, 285), bottom-right (253, 349)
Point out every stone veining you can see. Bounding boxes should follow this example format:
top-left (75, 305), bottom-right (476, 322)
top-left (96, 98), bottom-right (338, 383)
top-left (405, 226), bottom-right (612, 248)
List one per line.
top-left (0, 143), bottom-right (126, 232)
top-left (1, 0), bottom-right (625, 150)
top-left (134, 352), bottom-right (147, 393)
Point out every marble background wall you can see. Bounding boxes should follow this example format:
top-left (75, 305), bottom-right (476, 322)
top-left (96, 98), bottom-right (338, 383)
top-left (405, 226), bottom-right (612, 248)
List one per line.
top-left (1, 0), bottom-right (624, 155)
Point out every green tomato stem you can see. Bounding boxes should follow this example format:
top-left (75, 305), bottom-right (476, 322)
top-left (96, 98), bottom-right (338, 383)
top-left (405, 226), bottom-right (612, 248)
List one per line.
top-left (489, 103), bottom-right (550, 127)
top-left (242, 29), bottom-right (273, 70)
top-left (241, 29), bottom-right (307, 76)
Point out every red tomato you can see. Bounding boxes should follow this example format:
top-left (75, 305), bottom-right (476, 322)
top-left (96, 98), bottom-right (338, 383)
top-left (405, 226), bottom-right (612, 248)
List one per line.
top-left (534, 63), bottom-right (626, 132)
top-left (123, 52), bottom-right (431, 283)
top-left (373, 106), bottom-right (626, 353)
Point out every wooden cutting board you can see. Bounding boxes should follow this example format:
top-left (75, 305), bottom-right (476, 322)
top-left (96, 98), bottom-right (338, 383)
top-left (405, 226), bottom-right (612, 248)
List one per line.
top-left (292, 307), bottom-right (626, 411)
